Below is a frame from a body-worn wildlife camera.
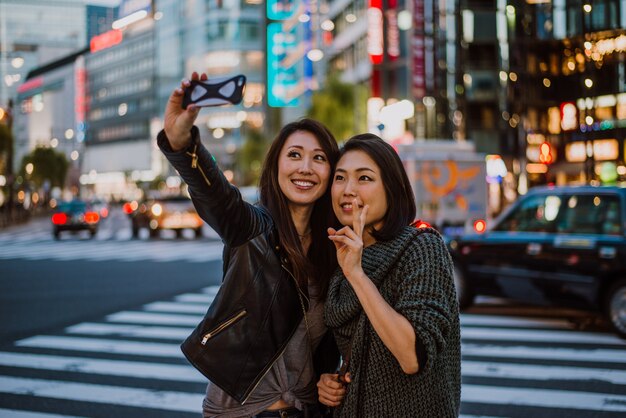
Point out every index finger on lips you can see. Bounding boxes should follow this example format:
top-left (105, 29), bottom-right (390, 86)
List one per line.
top-left (359, 205), bottom-right (368, 236)
top-left (352, 198), bottom-right (361, 237)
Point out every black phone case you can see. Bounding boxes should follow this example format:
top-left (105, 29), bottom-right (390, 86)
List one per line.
top-left (182, 75), bottom-right (246, 109)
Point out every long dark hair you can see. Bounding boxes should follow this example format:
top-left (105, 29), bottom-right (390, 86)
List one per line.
top-left (259, 118), bottom-right (339, 296)
top-left (340, 133), bottom-right (416, 241)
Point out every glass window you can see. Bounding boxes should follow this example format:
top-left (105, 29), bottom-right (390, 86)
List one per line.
top-left (558, 194), bottom-right (622, 235)
top-left (496, 194), bottom-right (562, 233)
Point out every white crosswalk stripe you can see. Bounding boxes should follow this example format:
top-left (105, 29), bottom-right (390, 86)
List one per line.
top-left (0, 232), bottom-right (224, 263)
top-left (1, 285), bottom-right (626, 417)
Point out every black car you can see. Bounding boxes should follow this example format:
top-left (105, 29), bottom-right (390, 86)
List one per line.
top-left (51, 199), bottom-right (100, 240)
top-left (449, 185), bottom-right (626, 337)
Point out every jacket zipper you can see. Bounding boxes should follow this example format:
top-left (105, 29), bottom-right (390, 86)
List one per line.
top-left (186, 145), bottom-right (212, 186)
top-left (201, 309), bottom-right (247, 345)
top-left (242, 264), bottom-right (309, 405)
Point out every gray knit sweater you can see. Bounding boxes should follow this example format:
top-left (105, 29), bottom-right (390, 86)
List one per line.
top-left (325, 226), bottom-right (461, 417)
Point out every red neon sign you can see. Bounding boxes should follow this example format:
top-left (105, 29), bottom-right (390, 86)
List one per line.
top-left (90, 30), bottom-right (123, 53)
top-left (367, 0), bottom-right (384, 65)
top-left (17, 77), bottom-right (43, 94)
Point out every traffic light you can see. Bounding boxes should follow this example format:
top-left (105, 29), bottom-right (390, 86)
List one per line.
top-left (539, 142), bottom-right (553, 164)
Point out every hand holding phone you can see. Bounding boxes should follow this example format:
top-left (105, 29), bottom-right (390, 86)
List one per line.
top-left (182, 74), bottom-right (246, 109)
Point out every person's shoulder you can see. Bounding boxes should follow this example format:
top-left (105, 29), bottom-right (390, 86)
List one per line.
top-left (404, 225), bottom-right (444, 243)
top-left (404, 226), bottom-right (448, 257)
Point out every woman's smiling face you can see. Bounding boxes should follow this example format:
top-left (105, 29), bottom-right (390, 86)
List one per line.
top-left (277, 130), bottom-right (331, 207)
top-left (331, 149), bottom-right (388, 236)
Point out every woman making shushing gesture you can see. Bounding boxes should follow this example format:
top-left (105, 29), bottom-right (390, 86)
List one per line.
top-left (317, 133), bottom-right (461, 417)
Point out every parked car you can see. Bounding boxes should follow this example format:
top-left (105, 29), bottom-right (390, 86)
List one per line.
top-left (123, 195), bottom-right (204, 239)
top-left (51, 199), bottom-right (100, 240)
top-left (448, 185), bottom-right (626, 337)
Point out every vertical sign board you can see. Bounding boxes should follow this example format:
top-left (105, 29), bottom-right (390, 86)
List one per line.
top-left (74, 56), bottom-right (87, 142)
top-left (424, 0), bottom-right (435, 92)
top-left (267, 0), bottom-right (297, 20)
top-left (367, 0), bottom-right (384, 65)
top-left (267, 22), bottom-right (300, 107)
top-left (386, 0), bottom-right (400, 61)
top-left (412, 0), bottom-right (425, 99)
top-left (267, 0), bottom-right (310, 107)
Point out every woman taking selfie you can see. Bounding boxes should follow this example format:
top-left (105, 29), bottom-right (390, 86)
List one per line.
top-left (317, 134), bottom-right (461, 417)
top-left (159, 72), bottom-right (340, 417)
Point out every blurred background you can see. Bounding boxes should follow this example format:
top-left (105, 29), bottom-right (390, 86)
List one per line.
top-left (1, 2), bottom-right (626, 417)
top-left (0, 0), bottom-right (624, 227)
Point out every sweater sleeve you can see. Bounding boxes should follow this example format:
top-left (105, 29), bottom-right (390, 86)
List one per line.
top-left (157, 126), bottom-right (270, 247)
top-left (393, 231), bottom-right (458, 376)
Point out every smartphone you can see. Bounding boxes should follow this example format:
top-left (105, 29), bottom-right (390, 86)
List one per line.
top-left (182, 74), bottom-right (246, 109)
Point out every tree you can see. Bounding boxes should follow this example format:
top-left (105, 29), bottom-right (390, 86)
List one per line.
top-left (0, 122), bottom-right (11, 156)
top-left (0, 123), bottom-right (11, 177)
top-left (236, 128), bottom-right (269, 186)
top-left (307, 76), bottom-right (367, 143)
top-left (19, 146), bottom-right (69, 190)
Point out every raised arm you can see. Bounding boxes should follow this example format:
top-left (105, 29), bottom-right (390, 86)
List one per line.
top-left (158, 73), bottom-right (269, 246)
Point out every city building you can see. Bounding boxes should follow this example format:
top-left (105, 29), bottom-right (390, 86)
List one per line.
top-left (87, 4), bottom-right (119, 41)
top-left (507, 0), bottom-right (626, 189)
top-left (180, 0), bottom-right (265, 181)
top-left (82, 0), bottom-right (163, 200)
top-left (1, 0), bottom-right (87, 168)
top-left (13, 48), bottom-right (89, 197)
top-left (320, 0), bottom-right (460, 142)
top-left (81, 0), bottom-right (267, 198)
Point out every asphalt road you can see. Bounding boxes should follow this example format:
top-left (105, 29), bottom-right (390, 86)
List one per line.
top-left (1, 212), bottom-right (625, 417)
top-left (1, 257), bottom-right (222, 343)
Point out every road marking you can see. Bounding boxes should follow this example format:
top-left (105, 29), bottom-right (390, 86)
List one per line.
top-left (106, 311), bottom-right (203, 326)
top-left (462, 343), bottom-right (626, 363)
top-left (461, 384), bottom-right (626, 412)
top-left (0, 376), bottom-right (203, 413)
top-left (0, 352), bottom-right (204, 382)
top-left (143, 301), bottom-right (209, 314)
top-left (461, 314), bottom-right (576, 329)
top-left (65, 322), bottom-right (193, 340)
top-left (174, 293), bottom-right (215, 303)
top-left (0, 409), bottom-right (86, 418)
top-left (15, 336), bottom-right (183, 358)
top-left (463, 360), bottom-right (626, 384)
top-left (202, 286), bottom-right (220, 295)
top-left (0, 239), bottom-right (224, 263)
top-left (462, 326), bottom-right (626, 345)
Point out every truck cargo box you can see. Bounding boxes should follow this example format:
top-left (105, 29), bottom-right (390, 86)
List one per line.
top-left (397, 140), bottom-right (487, 235)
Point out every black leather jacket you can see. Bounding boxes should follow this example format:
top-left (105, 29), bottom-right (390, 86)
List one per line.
top-left (158, 127), bottom-right (339, 405)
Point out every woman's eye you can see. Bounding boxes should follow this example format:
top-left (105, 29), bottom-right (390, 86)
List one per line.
top-left (334, 174), bottom-right (344, 181)
top-left (359, 175), bottom-right (373, 181)
top-left (314, 154), bottom-right (327, 161)
top-left (287, 151), bottom-right (301, 158)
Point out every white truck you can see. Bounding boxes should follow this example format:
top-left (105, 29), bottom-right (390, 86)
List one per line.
top-left (397, 140), bottom-right (488, 236)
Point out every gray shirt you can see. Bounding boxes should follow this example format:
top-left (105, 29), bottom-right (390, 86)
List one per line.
top-left (202, 285), bottom-right (326, 418)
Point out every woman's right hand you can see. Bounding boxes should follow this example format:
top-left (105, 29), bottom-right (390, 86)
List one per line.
top-left (317, 372), bottom-right (350, 407)
top-left (163, 72), bottom-right (205, 151)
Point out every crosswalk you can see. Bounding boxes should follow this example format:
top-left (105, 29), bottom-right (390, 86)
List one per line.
top-left (0, 223), bottom-right (224, 264)
top-left (0, 288), bottom-right (625, 417)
